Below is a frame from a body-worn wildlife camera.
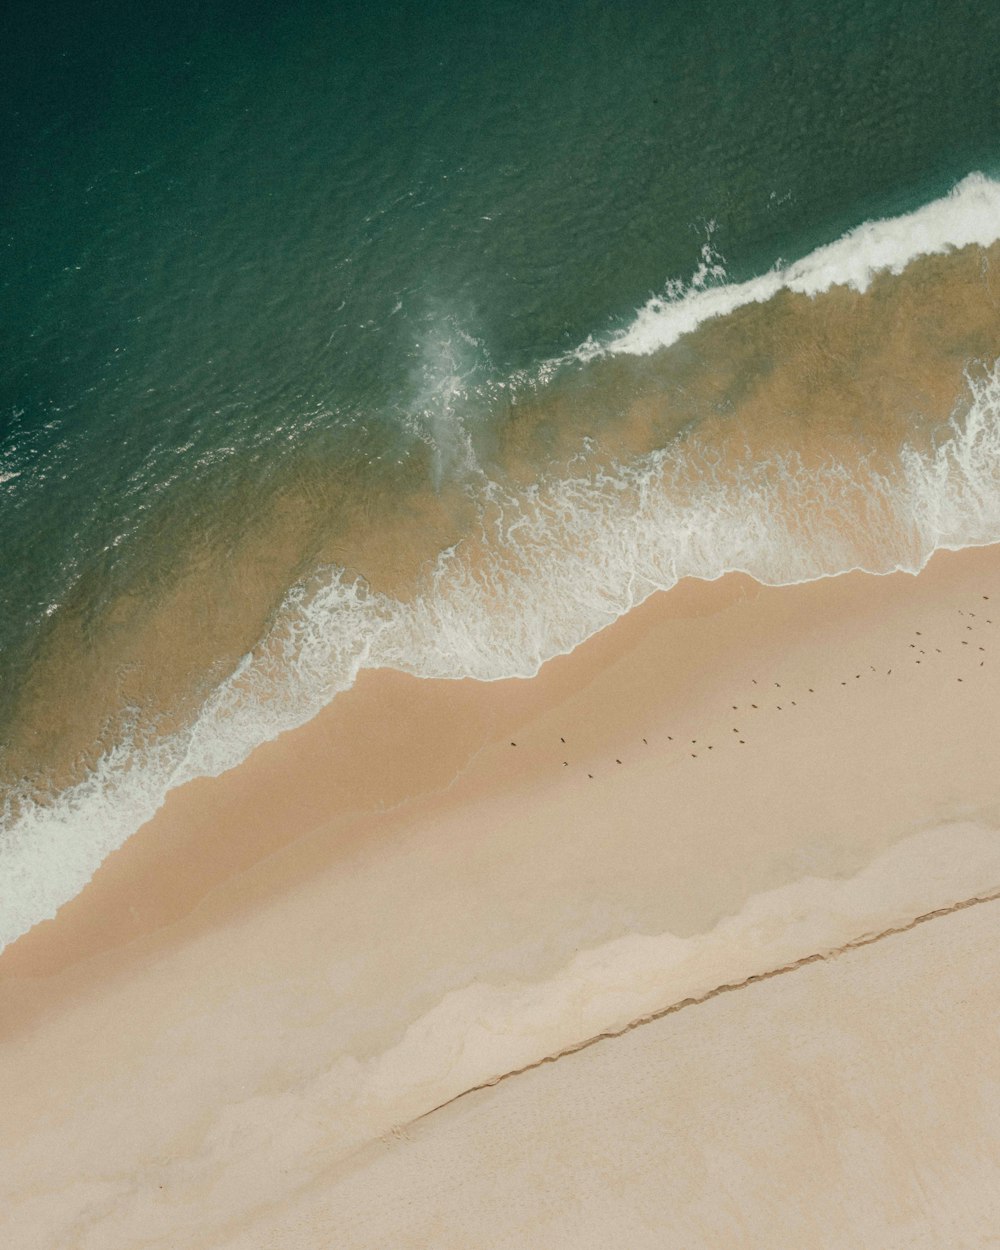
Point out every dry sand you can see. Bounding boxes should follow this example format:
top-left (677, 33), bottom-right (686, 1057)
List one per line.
top-left (4, 544), bottom-right (1000, 1248)
top-left (265, 889), bottom-right (1000, 1250)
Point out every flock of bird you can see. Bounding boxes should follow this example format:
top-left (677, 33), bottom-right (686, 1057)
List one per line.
top-left (507, 591), bottom-right (996, 778)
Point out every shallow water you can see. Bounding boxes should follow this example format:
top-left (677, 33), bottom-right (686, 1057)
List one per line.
top-left (2, 0), bottom-right (999, 945)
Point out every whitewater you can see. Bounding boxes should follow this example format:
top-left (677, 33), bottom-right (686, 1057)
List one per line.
top-left (2, 173), bottom-right (1000, 952)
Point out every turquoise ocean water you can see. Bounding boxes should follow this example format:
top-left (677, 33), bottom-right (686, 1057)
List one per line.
top-left (2, 0), bottom-right (1000, 944)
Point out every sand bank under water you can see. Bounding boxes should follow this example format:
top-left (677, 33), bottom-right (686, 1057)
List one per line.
top-left (5, 542), bottom-right (1000, 1247)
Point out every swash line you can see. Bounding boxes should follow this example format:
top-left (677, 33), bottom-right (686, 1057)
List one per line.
top-left (406, 884), bottom-right (1000, 1129)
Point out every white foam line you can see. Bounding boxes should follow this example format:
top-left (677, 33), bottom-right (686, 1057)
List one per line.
top-left (602, 172), bottom-right (1000, 358)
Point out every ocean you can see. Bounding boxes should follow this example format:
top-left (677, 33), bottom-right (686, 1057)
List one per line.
top-left (2, 0), bottom-right (999, 948)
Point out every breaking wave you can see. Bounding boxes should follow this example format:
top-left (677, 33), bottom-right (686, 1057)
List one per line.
top-left (3, 175), bottom-right (1000, 951)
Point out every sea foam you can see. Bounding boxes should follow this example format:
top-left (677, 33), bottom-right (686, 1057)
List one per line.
top-left (603, 172), bottom-right (1000, 358)
top-left (3, 176), bottom-right (1000, 951)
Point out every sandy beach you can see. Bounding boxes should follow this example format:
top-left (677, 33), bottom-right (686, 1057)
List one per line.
top-left (7, 8), bottom-right (1000, 1246)
top-left (5, 543), bottom-right (1000, 1248)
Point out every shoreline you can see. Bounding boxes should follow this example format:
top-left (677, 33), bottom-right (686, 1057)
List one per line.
top-left (5, 542), bottom-right (1000, 1246)
top-left (7, 535), bottom-right (1000, 974)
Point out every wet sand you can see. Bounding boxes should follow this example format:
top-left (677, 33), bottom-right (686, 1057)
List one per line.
top-left (4, 543), bottom-right (1000, 1247)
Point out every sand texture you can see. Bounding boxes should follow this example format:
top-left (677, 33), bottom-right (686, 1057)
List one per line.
top-left (266, 891), bottom-right (1000, 1250)
top-left (4, 544), bottom-right (1000, 1247)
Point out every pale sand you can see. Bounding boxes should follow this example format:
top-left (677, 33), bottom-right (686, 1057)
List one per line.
top-left (4, 544), bottom-right (1000, 1247)
top-left (250, 891), bottom-right (1000, 1250)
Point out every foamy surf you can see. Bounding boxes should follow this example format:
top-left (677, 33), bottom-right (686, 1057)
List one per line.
top-left (3, 176), bottom-right (1000, 952)
top-left (602, 172), bottom-right (1000, 358)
